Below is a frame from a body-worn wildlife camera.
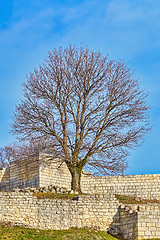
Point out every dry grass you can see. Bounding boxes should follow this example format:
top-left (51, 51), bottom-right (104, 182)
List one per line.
top-left (115, 194), bottom-right (160, 204)
top-left (32, 192), bottom-right (82, 200)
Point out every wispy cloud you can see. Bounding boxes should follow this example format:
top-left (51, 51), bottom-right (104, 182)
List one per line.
top-left (104, 0), bottom-right (160, 51)
top-left (0, 0), bottom-right (160, 174)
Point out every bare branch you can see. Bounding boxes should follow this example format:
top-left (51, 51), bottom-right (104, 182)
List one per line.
top-left (11, 45), bottom-right (150, 192)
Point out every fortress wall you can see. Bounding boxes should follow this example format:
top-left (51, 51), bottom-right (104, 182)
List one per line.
top-left (81, 174), bottom-right (160, 199)
top-left (118, 206), bottom-right (138, 240)
top-left (38, 158), bottom-right (160, 199)
top-left (1, 156), bottom-right (160, 200)
top-left (9, 159), bottom-right (40, 189)
top-left (38, 156), bottom-right (160, 200)
top-left (40, 163), bottom-right (160, 199)
top-left (0, 192), bottom-right (119, 231)
top-left (0, 168), bottom-right (10, 191)
top-left (116, 204), bottom-right (160, 240)
top-left (137, 204), bottom-right (160, 239)
top-left (0, 191), bottom-right (160, 238)
top-left (39, 160), bottom-right (71, 190)
top-left (1, 159), bottom-right (160, 239)
top-left (0, 168), bottom-right (6, 182)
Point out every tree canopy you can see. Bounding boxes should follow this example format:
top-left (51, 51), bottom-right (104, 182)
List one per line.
top-left (11, 45), bottom-right (150, 192)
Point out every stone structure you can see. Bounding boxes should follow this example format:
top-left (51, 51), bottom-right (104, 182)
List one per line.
top-left (0, 192), bottom-right (119, 231)
top-left (1, 155), bottom-right (160, 200)
top-left (0, 155), bottom-right (160, 239)
top-left (110, 204), bottom-right (160, 239)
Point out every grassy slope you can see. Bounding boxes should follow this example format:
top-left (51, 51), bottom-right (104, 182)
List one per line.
top-left (0, 226), bottom-right (118, 240)
top-left (0, 225), bottom-right (159, 239)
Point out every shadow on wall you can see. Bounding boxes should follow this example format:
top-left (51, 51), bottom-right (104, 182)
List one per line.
top-left (108, 206), bottom-right (138, 240)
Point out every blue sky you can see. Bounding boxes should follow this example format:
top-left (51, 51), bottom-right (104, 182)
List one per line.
top-left (0, 0), bottom-right (160, 175)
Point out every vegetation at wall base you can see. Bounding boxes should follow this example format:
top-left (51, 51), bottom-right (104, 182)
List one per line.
top-left (32, 192), bottom-right (82, 199)
top-left (0, 224), bottom-right (118, 240)
top-left (115, 194), bottom-right (160, 204)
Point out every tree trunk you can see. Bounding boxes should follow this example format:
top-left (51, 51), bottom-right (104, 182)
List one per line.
top-left (67, 164), bottom-right (82, 193)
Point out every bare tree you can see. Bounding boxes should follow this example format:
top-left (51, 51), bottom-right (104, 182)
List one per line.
top-left (0, 137), bottom-right (59, 168)
top-left (11, 45), bottom-right (150, 193)
top-left (0, 146), bottom-right (15, 168)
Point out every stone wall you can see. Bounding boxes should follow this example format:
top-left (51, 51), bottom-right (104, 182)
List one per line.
top-left (36, 155), bottom-right (160, 200)
top-left (1, 161), bottom-right (160, 239)
top-left (37, 156), bottom-right (160, 200)
top-left (115, 205), bottom-right (138, 239)
top-left (1, 158), bottom-right (160, 203)
top-left (39, 159), bottom-right (71, 189)
top-left (119, 208), bottom-right (138, 239)
top-left (138, 204), bottom-right (160, 239)
top-left (0, 168), bottom-right (10, 191)
top-left (81, 174), bottom-right (160, 199)
top-left (0, 191), bottom-right (119, 231)
top-left (1, 191), bottom-right (160, 239)
top-left (111, 204), bottom-right (160, 240)
top-left (1, 155), bottom-right (160, 201)
top-left (9, 159), bottom-right (39, 189)
top-left (0, 168), bottom-right (5, 182)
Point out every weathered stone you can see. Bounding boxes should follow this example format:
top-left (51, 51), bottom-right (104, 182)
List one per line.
top-left (0, 156), bottom-right (160, 238)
